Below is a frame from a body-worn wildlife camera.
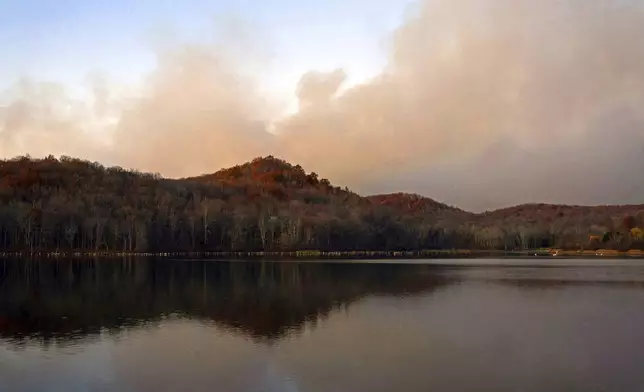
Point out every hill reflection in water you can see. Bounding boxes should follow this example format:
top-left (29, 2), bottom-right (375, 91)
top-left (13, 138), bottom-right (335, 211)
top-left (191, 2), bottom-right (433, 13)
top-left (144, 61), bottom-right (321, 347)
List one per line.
top-left (0, 258), bottom-right (451, 347)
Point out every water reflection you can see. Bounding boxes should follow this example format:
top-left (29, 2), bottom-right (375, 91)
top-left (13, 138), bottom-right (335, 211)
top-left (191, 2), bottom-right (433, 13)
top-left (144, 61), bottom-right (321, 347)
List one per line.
top-left (0, 258), bottom-right (450, 346)
top-left (3, 259), bottom-right (644, 392)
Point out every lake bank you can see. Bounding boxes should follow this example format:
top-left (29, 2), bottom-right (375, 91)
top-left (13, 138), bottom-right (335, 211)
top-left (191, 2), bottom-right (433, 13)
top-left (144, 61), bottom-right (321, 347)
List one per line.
top-left (1, 248), bottom-right (643, 259)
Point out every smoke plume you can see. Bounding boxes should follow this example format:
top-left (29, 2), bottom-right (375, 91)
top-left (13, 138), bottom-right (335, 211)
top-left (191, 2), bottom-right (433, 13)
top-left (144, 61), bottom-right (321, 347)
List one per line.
top-left (2, 0), bottom-right (644, 210)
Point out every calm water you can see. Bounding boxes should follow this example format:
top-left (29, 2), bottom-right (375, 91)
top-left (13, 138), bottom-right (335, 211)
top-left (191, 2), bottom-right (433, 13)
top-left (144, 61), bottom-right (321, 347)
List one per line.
top-left (2, 258), bottom-right (644, 392)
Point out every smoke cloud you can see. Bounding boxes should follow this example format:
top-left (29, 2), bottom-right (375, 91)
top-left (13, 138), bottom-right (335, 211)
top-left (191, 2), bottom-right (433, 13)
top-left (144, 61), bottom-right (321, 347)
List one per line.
top-left (2, 0), bottom-right (644, 210)
top-left (0, 79), bottom-right (111, 161)
top-left (112, 45), bottom-right (275, 176)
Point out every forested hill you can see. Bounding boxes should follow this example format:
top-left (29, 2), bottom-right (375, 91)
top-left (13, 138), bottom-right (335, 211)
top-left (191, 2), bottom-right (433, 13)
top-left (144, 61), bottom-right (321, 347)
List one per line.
top-left (1, 154), bottom-right (643, 253)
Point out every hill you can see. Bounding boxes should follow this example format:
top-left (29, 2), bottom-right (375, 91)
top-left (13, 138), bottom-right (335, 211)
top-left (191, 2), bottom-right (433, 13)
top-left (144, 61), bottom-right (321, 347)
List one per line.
top-left (367, 193), bottom-right (470, 219)
top-left (186, 155), bottom-right (364, 206)
top-left (0, 154), bottom-right (643, 253)
top-left (473, 203), bottom-right (644, 250)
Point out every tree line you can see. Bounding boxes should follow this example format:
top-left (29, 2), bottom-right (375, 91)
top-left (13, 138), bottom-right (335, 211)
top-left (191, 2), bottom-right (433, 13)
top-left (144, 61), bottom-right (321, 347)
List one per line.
top-left (0, 155), bottom-right (642, 253)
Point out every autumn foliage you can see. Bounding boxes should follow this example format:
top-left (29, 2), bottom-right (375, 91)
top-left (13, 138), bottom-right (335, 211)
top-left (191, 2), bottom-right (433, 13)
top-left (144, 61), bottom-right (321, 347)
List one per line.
top-left (0, 154), bottom-right (643, 253)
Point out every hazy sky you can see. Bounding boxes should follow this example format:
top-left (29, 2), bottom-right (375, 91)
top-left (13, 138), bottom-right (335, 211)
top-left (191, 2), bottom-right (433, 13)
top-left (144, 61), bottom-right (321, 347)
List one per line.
top-left (0, 0), bottom-right (410, 109)
top-left (2, 0), bottom-right (644, 211)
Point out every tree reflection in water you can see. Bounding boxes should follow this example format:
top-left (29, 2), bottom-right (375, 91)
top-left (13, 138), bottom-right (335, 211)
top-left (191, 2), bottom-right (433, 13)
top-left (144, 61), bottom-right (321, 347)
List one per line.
top-left (0, 258), bottom-right (451, 347)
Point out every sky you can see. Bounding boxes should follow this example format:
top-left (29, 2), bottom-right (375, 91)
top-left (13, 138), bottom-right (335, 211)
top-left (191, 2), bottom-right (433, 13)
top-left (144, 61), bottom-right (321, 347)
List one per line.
top-left (0, 0), bottom-right (410, 111)
top-left (2, 0), bottom-right (644, 211)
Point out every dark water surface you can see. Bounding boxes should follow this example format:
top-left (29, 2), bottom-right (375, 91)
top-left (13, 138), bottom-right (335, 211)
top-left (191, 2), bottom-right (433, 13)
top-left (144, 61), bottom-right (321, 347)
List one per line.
top-left (2, 258), bottom-right (644, 392)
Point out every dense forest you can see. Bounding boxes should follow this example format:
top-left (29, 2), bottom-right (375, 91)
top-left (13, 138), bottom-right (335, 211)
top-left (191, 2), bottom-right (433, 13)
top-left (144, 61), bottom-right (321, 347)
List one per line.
top-left (1, 154), bottom-right (643, 253)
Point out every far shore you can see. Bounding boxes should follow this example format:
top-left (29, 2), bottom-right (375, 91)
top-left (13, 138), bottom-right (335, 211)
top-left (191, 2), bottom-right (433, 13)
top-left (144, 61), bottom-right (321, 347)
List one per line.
top-left (2, 248), bottom-right (644, 259)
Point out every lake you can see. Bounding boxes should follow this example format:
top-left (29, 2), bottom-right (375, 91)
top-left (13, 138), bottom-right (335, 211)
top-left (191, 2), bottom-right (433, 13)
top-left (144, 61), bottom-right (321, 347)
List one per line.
top-left (2, 258), bottom-right (644, 392)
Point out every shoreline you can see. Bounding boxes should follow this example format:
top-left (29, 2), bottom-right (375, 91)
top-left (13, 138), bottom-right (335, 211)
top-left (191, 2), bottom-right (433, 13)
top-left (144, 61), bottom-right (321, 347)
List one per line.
top-left (1, 248), bottom-right (644, 259)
